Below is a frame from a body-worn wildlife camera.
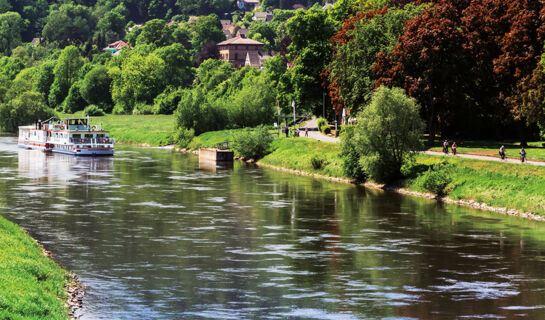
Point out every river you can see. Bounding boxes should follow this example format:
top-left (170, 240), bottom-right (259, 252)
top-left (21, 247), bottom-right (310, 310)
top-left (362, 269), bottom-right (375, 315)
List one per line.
top-left (1, 136), bottom-right (545, 319)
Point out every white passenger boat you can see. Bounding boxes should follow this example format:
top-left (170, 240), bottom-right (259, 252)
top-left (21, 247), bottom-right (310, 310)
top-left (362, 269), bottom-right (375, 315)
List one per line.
top-left (18, 117), bottom-right (115, 156)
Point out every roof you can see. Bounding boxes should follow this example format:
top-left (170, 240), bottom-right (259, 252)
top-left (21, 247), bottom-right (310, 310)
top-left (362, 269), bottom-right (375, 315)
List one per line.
top-left (104, 40), bottom-right (132, 50)
top-left (245, 51), bottom-right (261, 67)
top-left (322, 3), bottom-right (334, 10)
top-left (236, 28), bottom-right (250, 37)
top-left (253, 12), bottom-right (273, 21)
top-left (220, 19), bottom-right (231, 25)
top-left (217, 36), bottom-right (263, 46)
top-left (243, 0), bottom-right (260, 3)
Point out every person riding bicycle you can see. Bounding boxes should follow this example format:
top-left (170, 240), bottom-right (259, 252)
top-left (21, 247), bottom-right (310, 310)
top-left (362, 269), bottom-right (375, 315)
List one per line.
top-left (499, 145), bottom-right (506, 160)
top-left (451, 142), bottom-right (457, 156)
top-left (520, 147), bottom-right (526, 163)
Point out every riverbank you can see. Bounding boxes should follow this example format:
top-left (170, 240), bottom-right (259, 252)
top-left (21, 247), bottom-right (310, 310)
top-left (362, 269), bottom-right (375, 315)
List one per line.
top-left (0, 215), bottom-right (79, 319)
top-left (185, 132), bottom-right (545, 220)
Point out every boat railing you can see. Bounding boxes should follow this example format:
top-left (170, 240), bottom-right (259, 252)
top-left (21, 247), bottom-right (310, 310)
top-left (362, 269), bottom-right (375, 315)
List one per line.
top-left (70, 138), bottom-right (115, 145)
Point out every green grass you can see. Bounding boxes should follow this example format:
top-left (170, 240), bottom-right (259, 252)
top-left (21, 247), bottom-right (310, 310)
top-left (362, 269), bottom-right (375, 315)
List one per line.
top-left (0, 216), bottom-right (70, 319)
top-left (428, 140), bottom-right (545, 161)
top-left (259, 137), bottom-right (345, 178)
top-left (59, 112), bottom-right (175, 146)
top-left (402, 154), bottom-right (545, 215)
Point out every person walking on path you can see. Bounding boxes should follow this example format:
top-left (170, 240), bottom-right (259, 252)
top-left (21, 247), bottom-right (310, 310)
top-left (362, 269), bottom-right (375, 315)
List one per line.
top-left (520, 147), bottom-right (527, 163)
top-left (451, 142), bottom-right (457, 156)
top-left (499, 145), bottom-right (506, 160)
top-left (443, 140), bottom-right (449, 155)
top-left (305, 127), bottom-right (308, 137)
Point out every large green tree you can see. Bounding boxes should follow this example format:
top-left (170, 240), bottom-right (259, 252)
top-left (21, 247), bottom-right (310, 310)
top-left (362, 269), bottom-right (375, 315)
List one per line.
top-left (79, 65), bottom-right (114, 111)
top-left (0, 91), bottom-right (54, 132)
top-left (42, 4), bottom-right (96, 46)
top-left (153, 43), bottom-right (194, 88)
top-left (48, 46), bottom-right (85, 108)
top-left (0, 11), bottom-right (24, 55)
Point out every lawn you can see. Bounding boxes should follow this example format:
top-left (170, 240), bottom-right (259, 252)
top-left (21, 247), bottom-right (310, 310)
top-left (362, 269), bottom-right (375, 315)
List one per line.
top-left (0, 216), bottom-right (70, 319)
top-left (59, 112), bottom-right (176, 146)
top-left (403, 154), bottom-right (545, 215)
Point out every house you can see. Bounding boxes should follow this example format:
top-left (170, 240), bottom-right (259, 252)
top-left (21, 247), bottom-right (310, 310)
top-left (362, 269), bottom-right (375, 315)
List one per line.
top-left (236, 28), bottom-right (250, 38)
top-left (217, 37), bottom-right (264, 68)
top-left (245, 51), bottom-right (271, 69)
top-left (103, 40), bottom-right (133, 55)
top-left (253, 11), bottom-right (273, 22)
top-left (127, 24), bottom-right (143, 32)
top-left (222, 24), bottom-right (237, 39)
top-left (237, 0), bottom-right (261, 11)
top-left (31, 38), bottom-right (44, 46)
top-left (220, 19), bottom-right (232, 25)
top-left (322, 2), bottom-right (334, 10)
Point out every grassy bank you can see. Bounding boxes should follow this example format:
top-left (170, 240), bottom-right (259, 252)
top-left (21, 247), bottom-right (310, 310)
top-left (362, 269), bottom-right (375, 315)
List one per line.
top-left (0, 216), bottom-right (70, 319)
top-left (60, 113), bottom-right (175, 146)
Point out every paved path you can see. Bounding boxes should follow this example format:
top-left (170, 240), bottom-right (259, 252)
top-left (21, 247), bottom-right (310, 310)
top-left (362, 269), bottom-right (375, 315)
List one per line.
top-left (424, 151), bottom-right (545, 166)
top-left (300, 118), bottom-right (340, 143)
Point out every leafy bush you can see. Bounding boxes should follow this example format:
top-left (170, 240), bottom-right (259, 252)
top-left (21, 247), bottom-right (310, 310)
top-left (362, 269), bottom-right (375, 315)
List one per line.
top-left (317, 117), bottom-right (331, 134)
top-left (323, 126), bottom-right (331, 134)
top-left (133, 103), bottom-right (155, 115)
top-left (420, 162), bottom-right (453, 196)
top-left (153, 87), bottom-right (183, 115)
top-left (174, 127), bottom-right (195, 148)
top-left (310, 155), bottom-right (328, 170)
top-left (62, 81), bottom-right (86, 113)
top-left (340, 125), bottom-right (366, 182)
top-left (346, 86), bottom-right (424, 182)
top-left (232, 126), bottom-right (274, 160)
top-left (83, 105), bottom-right (105, 116)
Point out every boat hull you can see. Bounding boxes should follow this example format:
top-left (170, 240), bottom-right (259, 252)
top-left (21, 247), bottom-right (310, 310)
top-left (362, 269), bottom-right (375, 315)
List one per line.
top-left (18, 142), bottom-right (113, 156)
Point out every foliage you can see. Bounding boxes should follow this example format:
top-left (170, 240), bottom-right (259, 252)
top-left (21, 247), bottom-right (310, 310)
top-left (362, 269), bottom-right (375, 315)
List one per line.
top-left (83, 104), bottom-right (105, 116)
top-left (153, 43), bottom-right (194, 87)
top-left (350, 86), bottom-right (424, 182)
top-left (0, 11), bottom-right (24, 55)
top-left (191, 14), bottom-right (225, 56)
top-left (42, 4), bottom-right (96, 46)
top-left (232, 125), bottom-right (274, 160)
top-left (0, 91), bottom-right (54, 132)
top-left (153, 87), bottom-right (183, 114)
top-left (48, 46), bottom-right (85, 108)
top-left (418, 161), bottom-right (453, 196)
top-left (317, 117), bottom-right (331, 134)
top-left (109, 53), bottom-right (166, 113)
top-left (310, 155), bottom-right (328, 170)
top-left (136, 19), bottom-right (173, 47)
top-left (340, 124), bottom-right (366, 182)
top-left (79, 65), bottom-right (114, 112)
top-left (62, 81), bottom-right (87, 113)
top-left (0, 56), bottom-right (24, 80)
top-left (174, 126), bottom-right (195, 148)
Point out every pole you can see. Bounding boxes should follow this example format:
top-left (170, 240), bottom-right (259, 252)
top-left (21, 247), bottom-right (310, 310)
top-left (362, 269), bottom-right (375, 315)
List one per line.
top-left (322, 92), bottom-right (325, 118)
top-left (277, 100), bottom-right (281, 137)
top-left (292, 100), bottom-right (296, 130)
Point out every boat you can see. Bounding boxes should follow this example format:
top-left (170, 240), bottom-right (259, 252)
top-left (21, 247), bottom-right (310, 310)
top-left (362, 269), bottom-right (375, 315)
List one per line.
top-left (18, 117), bottom-right (115, 156)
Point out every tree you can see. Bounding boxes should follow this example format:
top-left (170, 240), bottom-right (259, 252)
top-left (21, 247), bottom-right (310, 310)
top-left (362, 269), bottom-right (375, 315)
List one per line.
top-left (327, 5), bottom-right (424, 115)
top-left (48, 46), bottom-right (85, 108)
top-left (33, 61), bottom-right (56, 103)
top-left (109, 53), bottom-right (167, 113)
top-left (136, 19), bottom-right (173, 47)
top-left (191, 14), bottom-right (225, 55)
top-left (79, 65), bottom-right (114, 112)
top-left (0, 56), bottom-right (24, 80)
top-left (283, 8), bottom-right (336, 114)
top-left (93, 9), bottom-right (127, 47)
top-left (62, 81), bottom-right (87, 113)
top-left (348, 86), bottom-right (423, 182)
top-left (373, 1), bottom-right (472, 144)
top-left (0, 91), bottom-right (54, 132)
top-left (42, 4), bottom-right (96, 46)
top-left (153, 43), bottom-right (194, 88)
top-left (0, 11), bottom-right (24, 55)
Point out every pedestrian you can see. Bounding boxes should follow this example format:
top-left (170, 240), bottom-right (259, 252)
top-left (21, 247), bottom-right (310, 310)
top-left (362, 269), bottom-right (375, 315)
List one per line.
top-left (305, 127), bottom-right (308, 137)
top-left (499, 145), bottom-right (506, 160)
top-left (443, 140), bottom-right (449, 155)
top-left (451, 142), bottom-right (457, 156)
top-left (289, 128), bottom-right (292, 138)
top-left (520, 147), bottom-right (526, 163)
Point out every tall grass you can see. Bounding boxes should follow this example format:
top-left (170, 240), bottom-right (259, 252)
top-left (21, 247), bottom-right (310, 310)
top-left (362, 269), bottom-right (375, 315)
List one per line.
top-left (0, 216), bottom-right (69, 319)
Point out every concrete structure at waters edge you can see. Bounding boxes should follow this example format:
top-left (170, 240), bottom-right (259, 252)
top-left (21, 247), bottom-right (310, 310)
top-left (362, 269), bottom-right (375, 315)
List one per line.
top-left (218, 37), bottom-right (264, 68)
top-left (199, 148), bottom-right (234, 162)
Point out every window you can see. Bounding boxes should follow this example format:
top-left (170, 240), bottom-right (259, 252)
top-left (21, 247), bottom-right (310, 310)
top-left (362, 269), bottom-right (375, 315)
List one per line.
top-left (235, 53), bottom-right (238, 60)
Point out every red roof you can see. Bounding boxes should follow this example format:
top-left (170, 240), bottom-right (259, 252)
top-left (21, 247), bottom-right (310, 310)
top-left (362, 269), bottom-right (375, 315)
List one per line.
top-left (217, 37), bottom-right (264, 46)
top-left (106, 40), bottom-right (133, 50)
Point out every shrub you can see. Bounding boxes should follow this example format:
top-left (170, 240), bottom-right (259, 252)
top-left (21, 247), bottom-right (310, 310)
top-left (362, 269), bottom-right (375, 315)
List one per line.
top-left (153, 87), bottom-right (183, 115)
top-left (310, 155), bottom-right (328, 170)
top-left (174, 127), bottom-right (195, 148)
top-left (133, 103), bottom-right (155, 115)
top-left (340, 125), bottom-right (366, 182)
top-left (323, 126), bottom-right (331, 134)
top-left (232, 126), bottom-right (274, 160)
top-left (83, 105), bottom-right (105, 116)
top-left (420, 162), bottom-right (453, 196)
top-left (317, 117), bottom-right (331, 134)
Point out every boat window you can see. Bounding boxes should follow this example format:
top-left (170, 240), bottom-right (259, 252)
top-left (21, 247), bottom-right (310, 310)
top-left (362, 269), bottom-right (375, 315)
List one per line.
top-left (72, 134), bottom-right (81, 139)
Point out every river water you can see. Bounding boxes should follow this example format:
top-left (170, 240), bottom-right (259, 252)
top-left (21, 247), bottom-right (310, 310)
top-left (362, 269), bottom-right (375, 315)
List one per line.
top-left (1, 136), bottom-right (545, 319)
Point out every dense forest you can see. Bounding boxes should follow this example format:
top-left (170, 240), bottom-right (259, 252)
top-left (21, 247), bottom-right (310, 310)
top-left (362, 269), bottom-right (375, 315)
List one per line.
top-left (2, 0), bottom-right (545, 143)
